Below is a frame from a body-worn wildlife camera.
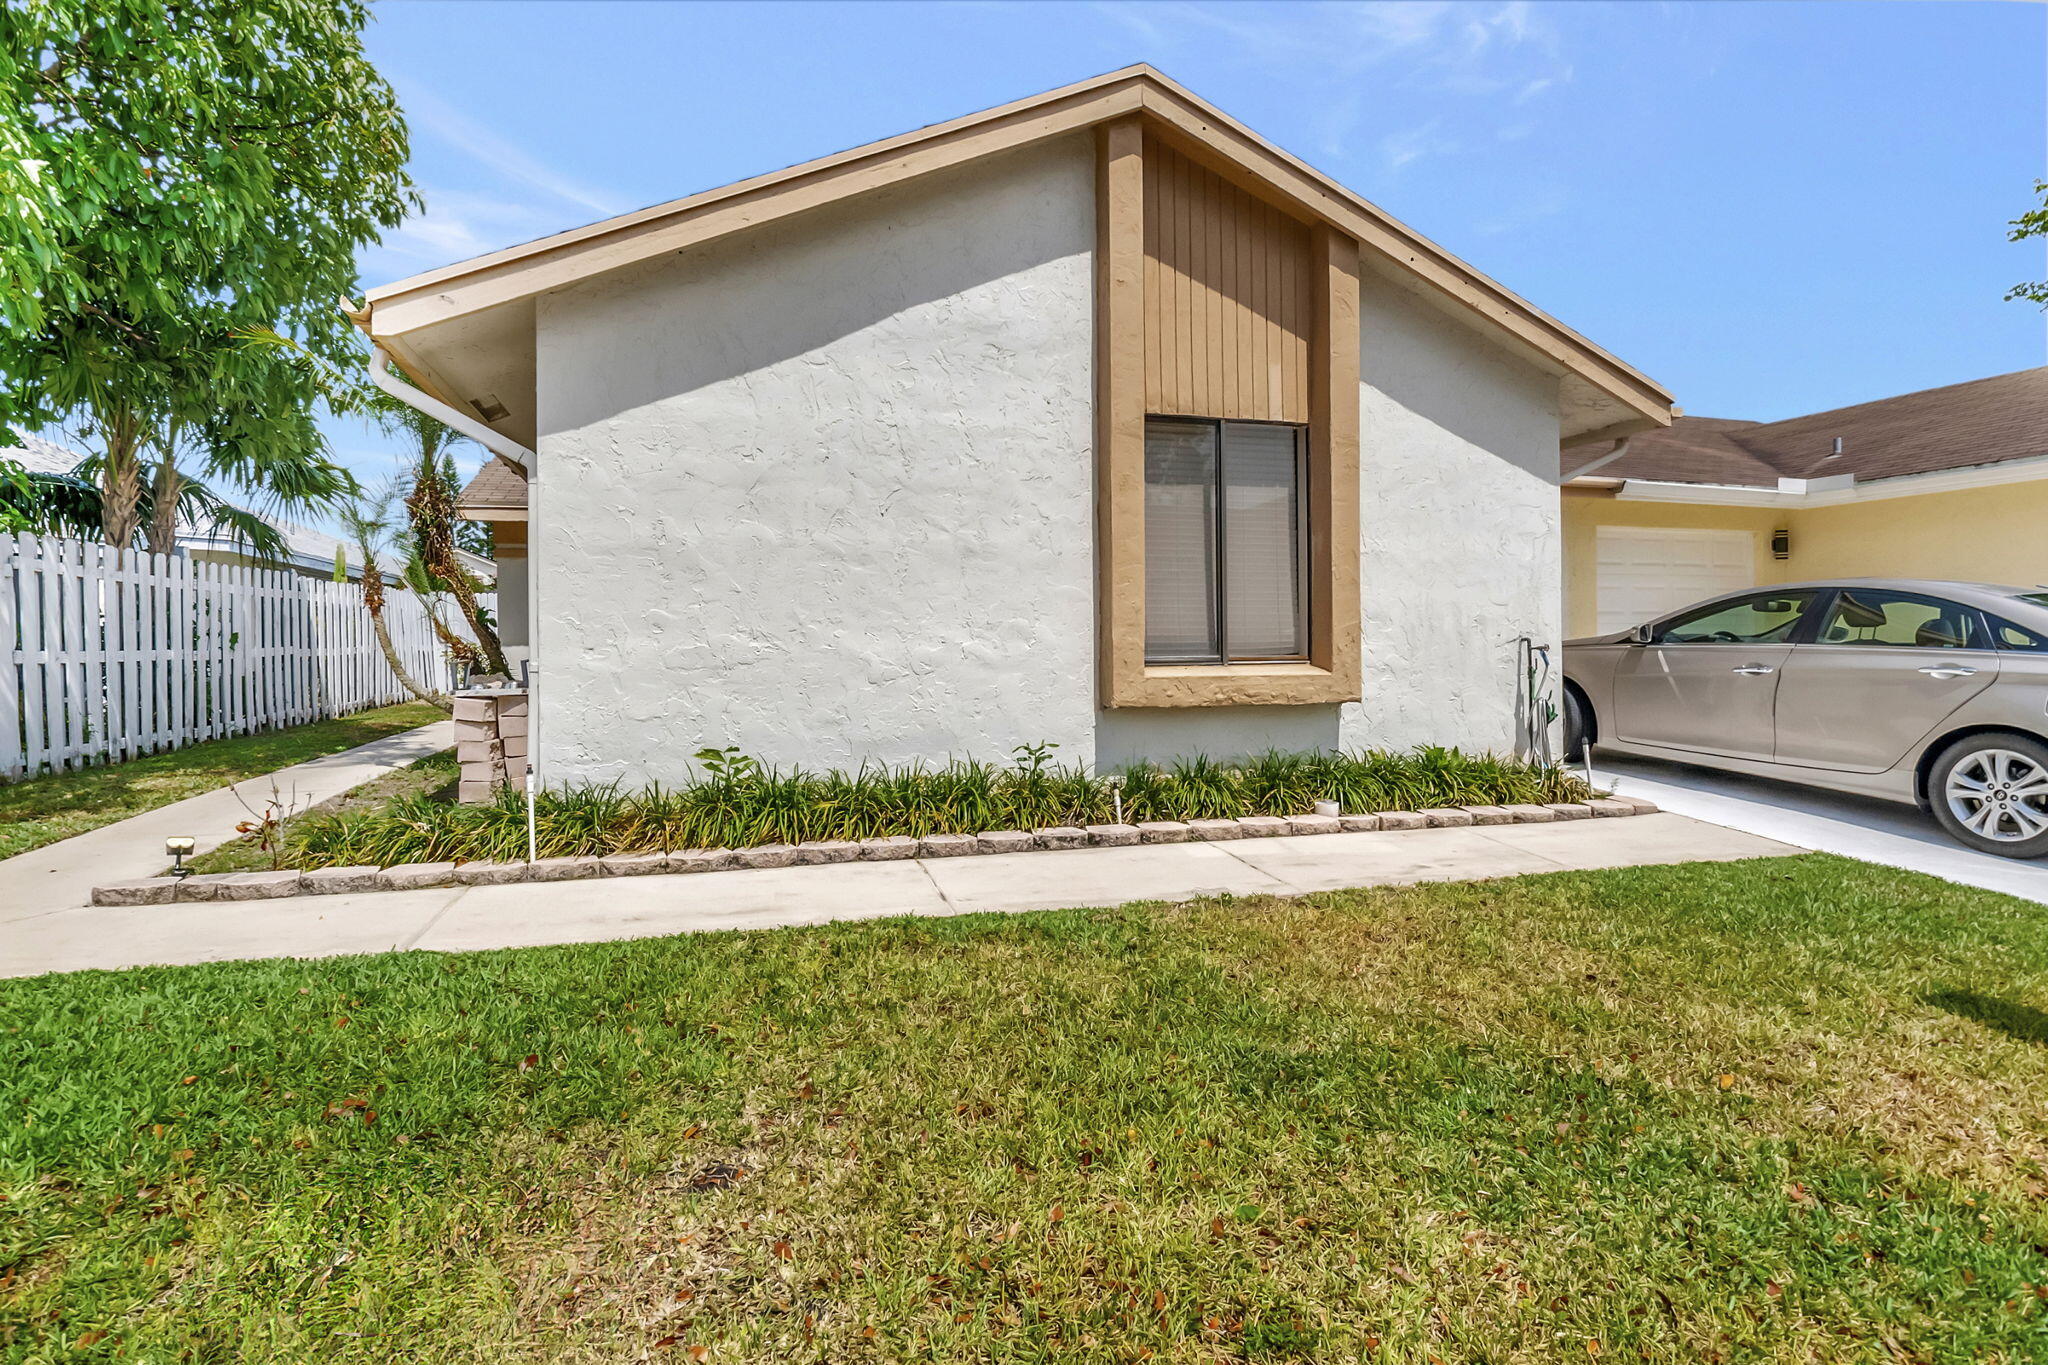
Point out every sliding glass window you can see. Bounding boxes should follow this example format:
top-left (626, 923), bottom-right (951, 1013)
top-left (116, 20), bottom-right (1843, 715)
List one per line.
top-left (1143, 417), bottom-right (1308, 665)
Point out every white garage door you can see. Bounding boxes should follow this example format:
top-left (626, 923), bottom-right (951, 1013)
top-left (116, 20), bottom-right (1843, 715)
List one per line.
top-left (1595, 526), bottom-right (1756, 634)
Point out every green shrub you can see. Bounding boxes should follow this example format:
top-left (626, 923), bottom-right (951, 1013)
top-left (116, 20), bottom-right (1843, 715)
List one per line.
top-left (289, 744), bottom-right (1597, 868)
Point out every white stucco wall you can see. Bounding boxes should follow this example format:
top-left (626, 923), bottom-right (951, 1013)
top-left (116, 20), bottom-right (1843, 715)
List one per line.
top-left (533, 138), bottom-right (1099, 784)
top-left (532, 142), bottom-right (1562, 784)
top-left (1337, 271), bottom-right (1562, 755)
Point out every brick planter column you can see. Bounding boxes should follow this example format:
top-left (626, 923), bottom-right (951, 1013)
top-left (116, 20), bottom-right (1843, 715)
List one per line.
top-left (454, 689), bottom-right (528, 804)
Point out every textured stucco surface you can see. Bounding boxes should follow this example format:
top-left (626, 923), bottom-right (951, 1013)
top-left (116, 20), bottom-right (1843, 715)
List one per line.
top-left (533, 138), bottom-right (1099, 783)
top-left (532, 145), bottom-right (1564, 782)
top-left (1337, 272), bottom-right (1562, 756)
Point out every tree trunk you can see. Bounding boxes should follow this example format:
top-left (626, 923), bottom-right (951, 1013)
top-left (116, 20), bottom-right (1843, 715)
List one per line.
top-left (405, 472), bottom-right (508, 675)
top-left (358, 547), bottom-right (449, 711)
top-left (146, 458), bottom-right (184, 558)
top-left (98, 405), bottom-right (144, 559)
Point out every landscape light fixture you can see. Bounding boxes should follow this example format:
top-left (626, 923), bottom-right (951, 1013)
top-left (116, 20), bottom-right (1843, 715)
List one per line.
top-left (165, 836), bottom-right (196, 880)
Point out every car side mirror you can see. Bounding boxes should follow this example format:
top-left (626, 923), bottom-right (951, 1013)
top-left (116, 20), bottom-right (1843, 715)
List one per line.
top-left (1629, 624), bottom-right (1654, 645)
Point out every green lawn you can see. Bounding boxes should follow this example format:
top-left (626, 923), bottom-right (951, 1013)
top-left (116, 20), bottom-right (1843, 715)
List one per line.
top-left (0, 703), bottom-right (447, 861)
top-left (4, 855), bottom-right (2046, 1361)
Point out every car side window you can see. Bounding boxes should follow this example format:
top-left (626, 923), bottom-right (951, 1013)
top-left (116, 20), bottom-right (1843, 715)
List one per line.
top-left (1653, 591), bottom-right (1817, 645)
top-left (1987, 614), bottom-right (2048, 652)
top-left (1815, 590), bottom-right (1988, 649)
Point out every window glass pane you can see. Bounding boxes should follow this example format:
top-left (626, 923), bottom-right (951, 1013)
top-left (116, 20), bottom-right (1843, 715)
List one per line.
top-left (1655, 592), bottom-right (1815, 645)
top-left (1816, 591), bottom-right (1987, 649)
top-left (1988, 615), bottom-right (2048, 652)
top-left (1144, 419), bottom-right (1219, 663)
top-left (1221, 424), bottom-right (1304, 660)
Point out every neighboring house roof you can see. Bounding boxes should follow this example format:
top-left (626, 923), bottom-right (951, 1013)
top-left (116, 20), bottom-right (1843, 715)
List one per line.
top-left (456, 456), bottom-right (528, 519)
top-left (360, 64), bottom-right (1674, 447)
top-left (0, 432), bottom-right (85, 476)
top-left (1566, 368), bottom-right (2048, 489)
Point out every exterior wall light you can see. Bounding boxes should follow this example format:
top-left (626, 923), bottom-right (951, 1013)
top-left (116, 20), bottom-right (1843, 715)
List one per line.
top-left (1771, 529), bottom-right (1791, 561)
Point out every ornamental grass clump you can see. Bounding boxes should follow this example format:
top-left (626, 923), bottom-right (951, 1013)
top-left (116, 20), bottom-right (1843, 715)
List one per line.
top-left (289, 743), bottom-right (1597, 868)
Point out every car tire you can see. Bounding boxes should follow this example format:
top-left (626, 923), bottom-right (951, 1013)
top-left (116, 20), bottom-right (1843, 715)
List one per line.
top-left (1562, 686), bottom-right (1589, 765)
top-left (1927, 732), bottom-right (2048, 860)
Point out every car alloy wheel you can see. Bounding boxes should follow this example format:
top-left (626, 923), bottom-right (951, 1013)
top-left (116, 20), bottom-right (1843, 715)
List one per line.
top-left (1942, 747), bottom-right (2048, 843)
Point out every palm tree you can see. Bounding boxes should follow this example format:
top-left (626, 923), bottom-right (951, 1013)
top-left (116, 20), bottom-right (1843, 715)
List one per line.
top-left (337, 492), bottom-right (449, 712)
top-left (381, 402), bottom-right (509, 676)
top-left (4, 449), bottom-right (302, 561)
top-left (239, 328), bottom-right (505, 675)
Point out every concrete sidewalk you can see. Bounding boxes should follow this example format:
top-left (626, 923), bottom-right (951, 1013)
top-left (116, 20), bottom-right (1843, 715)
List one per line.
top-left (0, 722), bottom-right (452, 926)
top-left (2, 812), bottom-right (1799, 978)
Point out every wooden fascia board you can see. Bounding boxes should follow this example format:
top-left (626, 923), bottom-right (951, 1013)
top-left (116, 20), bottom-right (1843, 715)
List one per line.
top-left (368, 79), bottom-right (1149, 337)
top-left (362, 65), bottom-right (1673, 428)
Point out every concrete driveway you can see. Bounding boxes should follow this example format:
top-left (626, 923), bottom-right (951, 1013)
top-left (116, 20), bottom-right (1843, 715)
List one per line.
top-left (1594, 750), bottom-right (2048, 906)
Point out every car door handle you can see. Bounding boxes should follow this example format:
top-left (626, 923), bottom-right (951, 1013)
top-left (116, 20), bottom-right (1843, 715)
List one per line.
top-left (1917, 664), bottom-right (1979, 679)
top-left (1731, 664), bottom-right (1775, 676)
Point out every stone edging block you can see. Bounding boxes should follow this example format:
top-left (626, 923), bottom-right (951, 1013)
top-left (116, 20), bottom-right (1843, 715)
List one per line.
top-left (91, 793), bottom-right (1655, 906)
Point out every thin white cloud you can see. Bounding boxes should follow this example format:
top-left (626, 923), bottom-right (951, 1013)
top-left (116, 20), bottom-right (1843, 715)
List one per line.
top-left (396, 77), bottom-right (629, 220)
top-left (1474, 184), bottom-right (1567, 236)
top-left (372, 189), bottom-right (563, 267)
top-left (1089, 1), bottom-right (1573, 171)
top-left (1380, 120), bottom-right (1456, 171)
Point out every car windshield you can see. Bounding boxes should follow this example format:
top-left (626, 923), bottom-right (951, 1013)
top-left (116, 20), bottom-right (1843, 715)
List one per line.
top-left (2014, 591), bottom-right (2048, 609)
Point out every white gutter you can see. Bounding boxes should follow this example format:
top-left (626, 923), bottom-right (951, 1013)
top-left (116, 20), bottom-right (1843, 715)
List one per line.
top-left (1603, 451), bottom-right (2048, 509)
top-left (368, 346), bottom-right (533, 470)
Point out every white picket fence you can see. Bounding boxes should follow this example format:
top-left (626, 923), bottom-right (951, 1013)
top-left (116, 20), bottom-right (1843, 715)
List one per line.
top-left (0, 533), bottom-right (490, 780)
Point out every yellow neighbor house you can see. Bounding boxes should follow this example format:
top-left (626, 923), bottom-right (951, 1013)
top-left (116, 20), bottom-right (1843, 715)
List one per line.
top-left (1561, 367), bottom-right (2048, 637)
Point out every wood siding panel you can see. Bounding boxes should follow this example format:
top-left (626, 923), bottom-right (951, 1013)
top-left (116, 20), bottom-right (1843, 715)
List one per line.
top-left (1142, 134), bottom-right (1312, 422)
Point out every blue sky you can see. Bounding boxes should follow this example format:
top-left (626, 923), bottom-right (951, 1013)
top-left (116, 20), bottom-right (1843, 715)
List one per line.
top-left (330, 0), bottom-right (2047, 498)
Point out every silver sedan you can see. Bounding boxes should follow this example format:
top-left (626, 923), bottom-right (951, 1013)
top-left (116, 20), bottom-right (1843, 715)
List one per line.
top-left (1563, 579), bottom-right (2048, 858)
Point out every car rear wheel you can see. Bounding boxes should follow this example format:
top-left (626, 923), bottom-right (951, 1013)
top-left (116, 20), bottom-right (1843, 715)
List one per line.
top-left (1562, 687), bottom-right (1589, 764)
top-left (1928, 733), bottom-right (2048, 859)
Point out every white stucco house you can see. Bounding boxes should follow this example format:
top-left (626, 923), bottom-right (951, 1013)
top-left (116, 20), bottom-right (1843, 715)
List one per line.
top-left (357, 66), bottom-right (1673, 787)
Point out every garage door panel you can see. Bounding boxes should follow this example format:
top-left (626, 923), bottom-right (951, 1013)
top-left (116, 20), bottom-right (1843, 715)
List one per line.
top-left (1595, 527), bottom-right (1756, 634)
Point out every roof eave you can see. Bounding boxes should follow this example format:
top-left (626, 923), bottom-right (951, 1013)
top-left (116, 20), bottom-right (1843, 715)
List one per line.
top-left (363, 64), bottom-right (1673, 435)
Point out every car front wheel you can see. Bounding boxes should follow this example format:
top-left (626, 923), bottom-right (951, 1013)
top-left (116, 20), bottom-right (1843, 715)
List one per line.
top-left (1928, 733), bottom-right (2048, 859)
top-left (1562, 687), bottom-right (1588, 764)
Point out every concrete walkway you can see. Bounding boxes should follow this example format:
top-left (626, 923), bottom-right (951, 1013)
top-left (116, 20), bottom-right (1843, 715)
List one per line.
top-left (0, 722), bottom-right (452, 926)
top-left (2, 812), bottom-right (1798, 978)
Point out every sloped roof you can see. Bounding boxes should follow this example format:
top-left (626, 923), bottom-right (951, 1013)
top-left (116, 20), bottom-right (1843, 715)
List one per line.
top-left (456, 456), bottom-right (528, 512)
top-left (1568, 368), bottom-right (2048, 488)
top-left (2, 430), bottom-right (87, 475)
top-left (361, 65), bottom-right (1672, 447)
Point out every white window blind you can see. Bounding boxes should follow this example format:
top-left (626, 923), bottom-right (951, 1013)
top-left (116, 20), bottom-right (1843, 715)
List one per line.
top-left (1143, 419), bottom-right (1219, 663)
top-left (1223, 424), bottom-right (1304, 660)
top-left (1143, 418), bottom-right (1307, 666)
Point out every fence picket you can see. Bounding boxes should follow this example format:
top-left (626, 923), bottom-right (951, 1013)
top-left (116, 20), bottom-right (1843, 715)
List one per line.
top-left (0, 535), bottom-right (485, 781)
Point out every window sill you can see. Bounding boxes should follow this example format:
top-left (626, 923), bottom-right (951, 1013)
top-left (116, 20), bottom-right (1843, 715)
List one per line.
top-left (1108, 662), bottom-right (1359, 709)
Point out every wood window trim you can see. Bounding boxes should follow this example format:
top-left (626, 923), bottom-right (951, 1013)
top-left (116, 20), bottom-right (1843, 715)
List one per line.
top-left (1097, 116), bottom-right (1360, 709)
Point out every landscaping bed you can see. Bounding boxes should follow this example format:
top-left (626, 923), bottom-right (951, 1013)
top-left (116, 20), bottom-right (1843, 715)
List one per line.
top-left (249, 745), bottom-right (1600, 870)
top-left (8, 855), bottom-right (2047, 1360)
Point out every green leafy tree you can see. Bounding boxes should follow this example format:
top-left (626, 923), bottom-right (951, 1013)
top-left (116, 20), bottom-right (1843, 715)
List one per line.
top-left (2007, 180), bottom-right (2048, 307)
top-left (0, 0), bottom-right (415, 551)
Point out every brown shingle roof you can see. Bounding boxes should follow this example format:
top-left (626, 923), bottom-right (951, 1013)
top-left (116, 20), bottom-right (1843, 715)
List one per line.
top-left (1568, 367), bottom-right (2048, 488)
top-left (456, 456), bottom-right (528, 512)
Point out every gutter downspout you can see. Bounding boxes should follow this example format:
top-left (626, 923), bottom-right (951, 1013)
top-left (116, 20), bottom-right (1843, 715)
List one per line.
top-left (1555, 436), bottom-right (1632, 486)
top-left (360, 339), bottom-right (543, 836)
